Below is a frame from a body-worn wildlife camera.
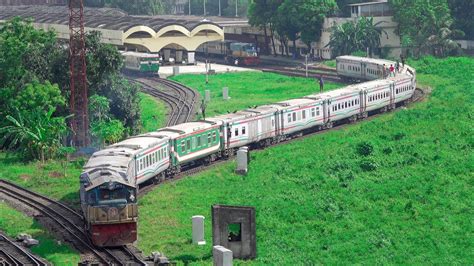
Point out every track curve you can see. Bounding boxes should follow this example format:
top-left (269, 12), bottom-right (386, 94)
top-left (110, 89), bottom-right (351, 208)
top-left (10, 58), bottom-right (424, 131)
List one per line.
top-left (130, 77), bottom-right (199, 127)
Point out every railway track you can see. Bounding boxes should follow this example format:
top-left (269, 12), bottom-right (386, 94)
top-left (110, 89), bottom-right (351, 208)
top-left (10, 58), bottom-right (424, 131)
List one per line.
top-left (0, 179), bottom-right (147, 265)
top-left (139, 87), bottom-right (427, 195)
top-left (0, 233), bottom-right (46, 266)
top-left (255, 65), bottom-right (343, 83)
top-left (131, 77), bottom-right (198, 126)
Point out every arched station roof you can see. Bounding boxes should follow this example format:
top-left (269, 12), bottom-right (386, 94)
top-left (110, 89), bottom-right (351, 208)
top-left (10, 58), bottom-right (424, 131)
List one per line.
top-left (0, 5), bottom-right (224, 52)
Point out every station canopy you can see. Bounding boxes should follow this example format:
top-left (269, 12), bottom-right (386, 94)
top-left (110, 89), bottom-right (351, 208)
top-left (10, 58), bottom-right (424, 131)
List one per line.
top-left (0, 5), bottom-right (225, 52)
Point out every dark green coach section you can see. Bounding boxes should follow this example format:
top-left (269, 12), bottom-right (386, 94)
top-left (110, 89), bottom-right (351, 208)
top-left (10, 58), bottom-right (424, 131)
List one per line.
top-left (172, 128), bottom-right (220, 165)
top-left (139, 57), bottom-right (160, 72)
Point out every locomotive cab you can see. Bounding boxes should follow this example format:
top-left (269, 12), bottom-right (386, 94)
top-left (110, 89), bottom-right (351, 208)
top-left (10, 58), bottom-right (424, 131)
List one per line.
top-left (80, 172), bottom-right (138, 247)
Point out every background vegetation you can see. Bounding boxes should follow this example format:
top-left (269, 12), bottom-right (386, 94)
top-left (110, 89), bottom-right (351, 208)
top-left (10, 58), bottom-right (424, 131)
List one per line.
top-left (0, 18), bottom-right (142, 159)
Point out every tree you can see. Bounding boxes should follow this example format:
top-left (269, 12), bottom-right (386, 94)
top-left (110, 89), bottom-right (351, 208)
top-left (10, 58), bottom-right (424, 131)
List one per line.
top-left (275, 0), bottom-right (302, 58)
top-left (389, 0), bottom-right (461, 56)
top-left (328, 17), bottom-right (387, 57)
top-left (298, 0), bottom-right (338, 54)
top-left (448, 0), bottom-right (474, 40)
top-left (0, 107), bottom-right (69, 163)
top-left (106, 0), bottom-right (166, 15)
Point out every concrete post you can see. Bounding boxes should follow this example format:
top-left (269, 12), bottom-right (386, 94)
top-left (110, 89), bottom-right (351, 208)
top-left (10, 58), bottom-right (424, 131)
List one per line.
top-left (223, 87), bottom-right (229, 100)
top-left (192, 215), bottom-right (206, 245)
top-left (188, 51), bottom-right (196, 64)
top-left (213, 245), bottom-right (233, 266)
top-left (235, 146), bottom-right (248, 175)
top-left (205, 90), bottom-right (211, 102)
top-left (173, 66), bottom-right (180, 76)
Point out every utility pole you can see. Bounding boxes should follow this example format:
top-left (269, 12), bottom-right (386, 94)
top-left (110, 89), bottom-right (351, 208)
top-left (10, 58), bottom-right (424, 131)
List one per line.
top-left (218, 0), bottom-right (221, 16)
top-left (69, 0), bottom-right (89, 147)
top-left (189, 0), bottom-right (191, 15)
top-left (235, 0), bottom-right (238, 17)
top-left (203, 0), bottom-right (206, 16)
top-left (305, 54), bottom-right (308, 77)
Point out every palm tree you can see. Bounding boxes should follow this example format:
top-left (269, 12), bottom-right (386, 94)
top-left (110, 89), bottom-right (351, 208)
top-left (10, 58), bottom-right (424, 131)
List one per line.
top-left (328, 17), bottom-right (387, 57)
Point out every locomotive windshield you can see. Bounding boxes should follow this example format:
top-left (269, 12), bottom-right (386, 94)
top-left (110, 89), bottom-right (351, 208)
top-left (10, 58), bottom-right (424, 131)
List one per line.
top-left (243, 44), bottom-right (257, 56)
top-left (87, 184), bottom-right (136, 206)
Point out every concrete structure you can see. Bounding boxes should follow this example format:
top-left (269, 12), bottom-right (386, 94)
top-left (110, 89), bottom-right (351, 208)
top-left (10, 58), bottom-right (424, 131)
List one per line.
top-left (235, 146), bottom-right (248, 175)
top-left (222, 87), bottom-right (229, 100)
top-left (213, 245), bottom-right (233, 266)
top-left (192, 215), bottom-right (206, 245)
top-left (0, 5), bottom-right (224, 60)
top-left (212, 205), bottom-right (256, 259)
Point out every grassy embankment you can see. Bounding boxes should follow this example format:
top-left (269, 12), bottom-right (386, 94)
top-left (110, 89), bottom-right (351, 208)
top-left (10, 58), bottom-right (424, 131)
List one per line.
top-left (0, 72), bottom-right (342, 262)
top-left (140, 92), bottom-right (168, 132)
top-left (0, 201), bottom-right (80, 265)
top-left (138, 57), bottom-right (473, 264)
top-left (170, 71), bottom-right (343, 118)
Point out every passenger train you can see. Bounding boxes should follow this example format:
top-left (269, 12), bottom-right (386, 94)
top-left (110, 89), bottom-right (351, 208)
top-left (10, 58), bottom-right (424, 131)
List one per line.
top-left (80, 56), bottom-right (416, 246)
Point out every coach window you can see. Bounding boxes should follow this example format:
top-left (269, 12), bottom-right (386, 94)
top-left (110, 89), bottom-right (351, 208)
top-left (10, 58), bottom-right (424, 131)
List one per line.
top-left (161, 149), bottom-right (164, 160)
top-left (186, 139), bottom-right (191, 151)
top-left (242, 127), bottom-right (246, 135)
top-left (272, 119), bottom-right (275, 127)
top-left (288, 113), bottom-right (292, 123)
top-left (292, 112), bottom-right (296, 121)
top-left (302, 110), bottom-right (306, 119)
top-left (235, 128), bottom-right (239, 137)
top-left (181, 140), bottom-right (186, 152)
top-left (208, 132), bottom-right (212, 143)
top-left (316, 107), bottom-right (320, 116)
top-left (311, 108), bottom-right (316, 117)
top-left (213, 131), bottom-right (218, 141)
top-left (197, 135), bottom-right (201, 146)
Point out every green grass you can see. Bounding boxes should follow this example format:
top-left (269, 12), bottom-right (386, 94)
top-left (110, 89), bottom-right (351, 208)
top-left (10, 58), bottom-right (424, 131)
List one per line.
top-left (322, 59), bottom-right (336, 68)
top-left (140, 92), bottom-right (168, 133)
top-left (170, 72), bottom-right (344, 117)
top-left (0, 201), bottom-right (80, 265)
top-left (138, 57), bottom-right (474, 264)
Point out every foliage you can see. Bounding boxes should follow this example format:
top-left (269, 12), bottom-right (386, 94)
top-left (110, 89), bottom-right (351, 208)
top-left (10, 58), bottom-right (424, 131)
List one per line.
top-left (139, 56), bottom-right (474, 264)
top-left (98, 76), bottom-right (142, 136)
top-left (0, 108), bottom-right (69, 163)
top-left (85, 31), bottom-right (124, 95)
top-left (297, 0), bottom-right (338, 49)
top-left (106, 0), bottom-right (166, 15)
top-left (448, 0), bottom-right (474, 40)
top-left (328, 16), bottom-right (387, 57)
top-left (91, 119), bottom-right (125, 146)
top-left (389, 0), bottom-right (463, 57)
top-left (11, 81), bottom-right (65, 113)
top-left (0, 202), bottom-right (80, 264)
top-left (0, 17), bottom-right (58, 89)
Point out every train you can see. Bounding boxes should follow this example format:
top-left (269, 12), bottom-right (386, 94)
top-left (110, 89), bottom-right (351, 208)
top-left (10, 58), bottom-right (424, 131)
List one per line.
top-left (121, 51), bottom-right (160, 75)
top-left (196, 40), bottom-right (260, 66)
top-left (80, 56), bottom-right (416, 247)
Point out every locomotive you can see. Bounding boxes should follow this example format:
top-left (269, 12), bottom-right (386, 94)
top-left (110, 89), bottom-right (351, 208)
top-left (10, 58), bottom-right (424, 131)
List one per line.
top-left (121, 51), bottom-right (160, 76)
top-left (80, 56), bottom-right (416, 247)
top-left (197, 40), bottom-right (260, 66)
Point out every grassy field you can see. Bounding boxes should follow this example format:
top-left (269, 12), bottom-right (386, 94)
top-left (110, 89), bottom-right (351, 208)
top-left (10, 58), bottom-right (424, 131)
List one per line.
top-left (140, 92), bottom-right (168, 132)
top-left (137, 57), bottom-right (473, 264)
top-left (0, 201), bottom-right (80, 265)
top-left (0, 58), bottom-right (472, 264)
top-left (170, 72), bottom-right (344, 117)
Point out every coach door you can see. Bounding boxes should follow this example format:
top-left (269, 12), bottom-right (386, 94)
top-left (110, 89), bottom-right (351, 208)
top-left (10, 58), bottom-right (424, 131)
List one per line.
top-left (389, 81), bottom-right (395, 105)
top-left (361, 62), bottom-right (367, 79)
